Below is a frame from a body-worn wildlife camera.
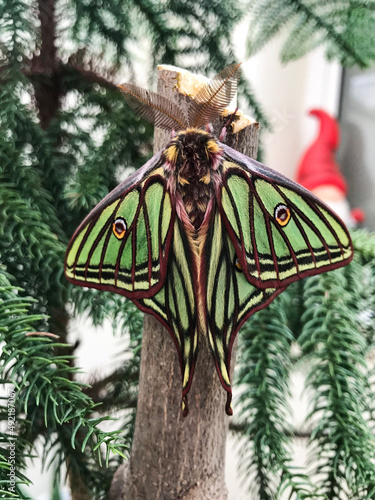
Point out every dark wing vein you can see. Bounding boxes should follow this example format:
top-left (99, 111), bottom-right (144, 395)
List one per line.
top-left (142, 200), bottom-right (153, 287)
top-left (273, 186), bottom-right (332, 259)
top-left (250, 181), bottom-right (281, 280)
top-left (248, 189), bottom-right (261, 279)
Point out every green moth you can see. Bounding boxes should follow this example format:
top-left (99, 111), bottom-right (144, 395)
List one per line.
top-left (65, 64), bottom-right (353, 415)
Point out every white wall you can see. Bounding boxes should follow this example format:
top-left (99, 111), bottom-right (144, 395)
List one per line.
top-left (339, 66), bottom-right (375, 230)
top-left (237, 27), bottom-right (342, 179)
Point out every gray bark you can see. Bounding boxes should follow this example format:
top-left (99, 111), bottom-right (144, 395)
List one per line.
top-left (110, 65), bottom-right (259, 500)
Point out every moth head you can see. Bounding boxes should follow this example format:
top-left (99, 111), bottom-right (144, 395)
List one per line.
top-left (166, 129), bottom-right (223, 182)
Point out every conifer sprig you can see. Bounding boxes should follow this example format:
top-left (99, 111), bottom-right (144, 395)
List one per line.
top-left (299, 268), bottom-right (375, 498)
top-left (0, 271), bottom-right (128, 497)
top-left (234, 293), bottom-right (320, 499)
top-left (0, 0), bottom-right (34, 60)
top-left (246, 0), bottom-right (375, 67)
top-left (352, 229), bottom-right (375, 262)
top-left (0, 405), bottom-right (32, 499)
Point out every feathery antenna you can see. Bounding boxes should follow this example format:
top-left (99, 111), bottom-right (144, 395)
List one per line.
top-left (119, 63), bottom-right (242, 131)
top-left (189, 63), bottom-right (241, 128)
top-left (118, 83), bottom-right (188, 131)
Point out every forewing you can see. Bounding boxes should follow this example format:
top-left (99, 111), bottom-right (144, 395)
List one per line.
top-left (65, 153), bottom-right (175, 299)
top-left (135, 218), bottom-right (197, 416)
top-left (205, 210), bottom-right (283, 415)
top-left (218, 145), bottom-right (353, 289)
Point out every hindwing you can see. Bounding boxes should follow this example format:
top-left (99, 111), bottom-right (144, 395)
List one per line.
top-left (65, 153), bottom-right (175, 299)
top-left (135, 218), bottom-right (198, 415)
top-left (205, 209), bottom-right (283, 414)
top-left (218, 145), bottom-right (353, 289)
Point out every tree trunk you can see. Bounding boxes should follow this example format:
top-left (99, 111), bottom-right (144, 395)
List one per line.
top-left (110, 64), bottom-right (259, 500)
top-left (33, 0), bottom-right (61, 129)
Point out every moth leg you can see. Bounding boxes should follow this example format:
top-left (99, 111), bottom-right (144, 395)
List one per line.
top-left (218, 127), bottom-right (227, 142)
top-left (219, 107), bottom-right (238, 141)
top-left (226, 392), bottom-right (233, 416)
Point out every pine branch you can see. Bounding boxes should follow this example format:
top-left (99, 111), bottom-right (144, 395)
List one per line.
top-left (69, 0), bottom-right (133, 62)
top-left (0, 406), bottom-right (32, 500)
top-left (229, 422), bottom-right (312, 440)
top-left (246, 0), bottom-right (375, 68)
top-left (299, 269), bottom-right (375, 498)
top-left (0, 271), bottom-right (129, 497)
top-left (0, 74), bottom-right (64, 239)
top-left (351, 228), bottom-right (375, 263)
top-left (286, 0), bottom-right (367, 65)
top-left (234, 292), bottom-right (320, 499)
top-left (62, 92), bottom-right (153, 220)
top-left (70, 285), bottom-right (143, 339)
top-left (0, 0), bottom-right (34, 62)
top-left (70, 288), bottom-right (142, 443)
top-left (0, 180), bottom-right (66, 309)
top-left (343, 256), bottom-right (375, 349)
top-left (60, 63), bottom-right (119, 92)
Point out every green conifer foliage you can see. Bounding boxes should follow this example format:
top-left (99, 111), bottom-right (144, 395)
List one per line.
top-left (0, 269), bottom-right (130, 497)
top-left (246, 0), bottom-right (375, 67)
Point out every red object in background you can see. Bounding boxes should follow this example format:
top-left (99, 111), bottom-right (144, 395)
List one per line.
top-left (350, 207), bottom-right (366, 224)
top-left (296, 108), bottom-right (365, 226)
top-left (296, 109), bottom-right (347, 194)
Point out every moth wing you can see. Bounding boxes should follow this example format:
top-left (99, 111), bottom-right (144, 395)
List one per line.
top-left (205, 210), bottom-right (283, 415)
top-left (65, 152), bottom-right (175, 299)
top-left (135, 218), bottom-right (197, 416)
top-left (218, 144), bottom-right (353, 289)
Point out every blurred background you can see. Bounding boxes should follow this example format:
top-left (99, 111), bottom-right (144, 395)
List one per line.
top-left (1, 1), bottom-right (375, 499)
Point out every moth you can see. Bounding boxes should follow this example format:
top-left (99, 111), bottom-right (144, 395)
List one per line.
top-left (65, 64), bottom-right (353, 416)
